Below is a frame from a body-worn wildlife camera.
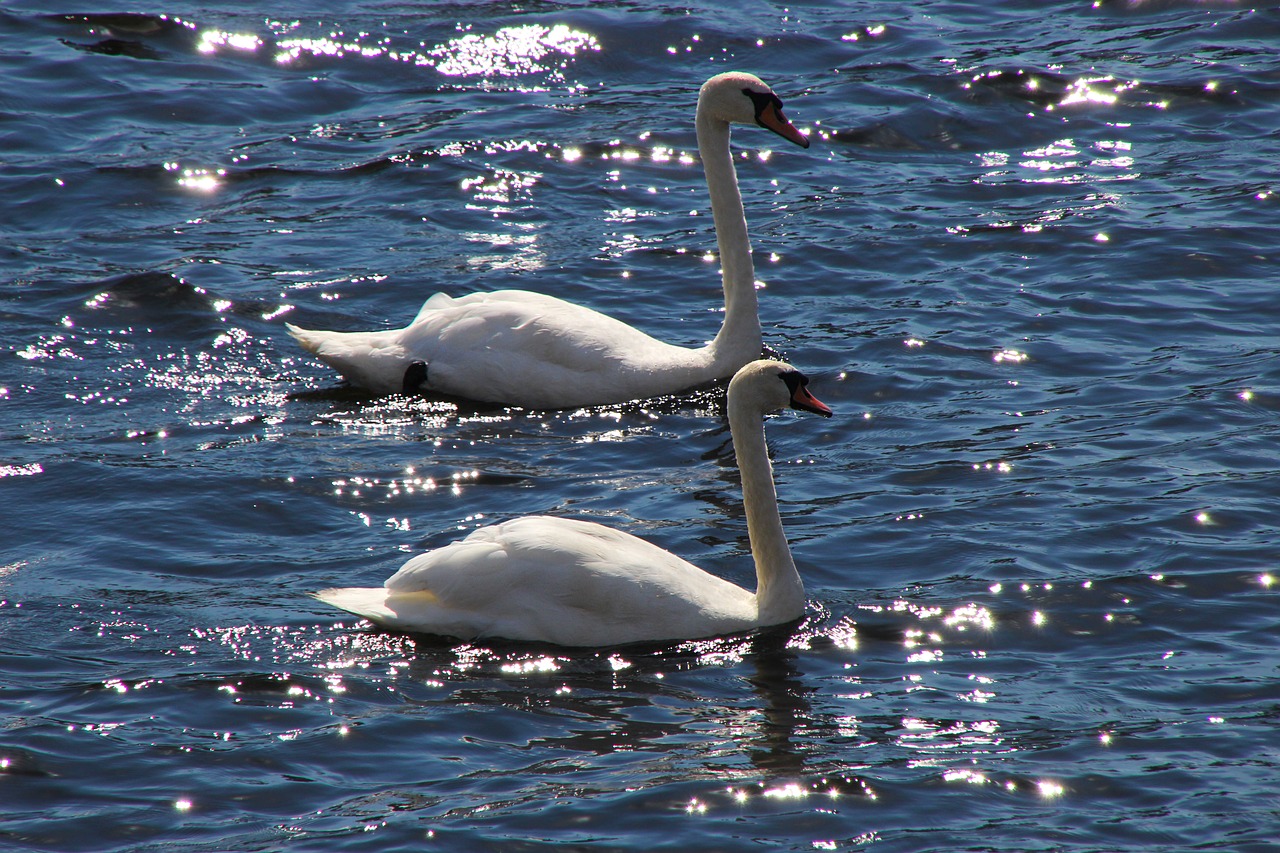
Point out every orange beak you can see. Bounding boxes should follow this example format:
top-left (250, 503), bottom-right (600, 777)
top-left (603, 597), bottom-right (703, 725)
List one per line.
top-left (789, 382), bottom-right (832, 417)
top-left (758, 102), bottom-right (810, 148)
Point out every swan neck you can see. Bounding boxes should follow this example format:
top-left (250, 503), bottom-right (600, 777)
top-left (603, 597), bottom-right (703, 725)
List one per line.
top-left (697, 108), bottom-right (761, 364)
top-left (728, 400), bottom-right (804, 624)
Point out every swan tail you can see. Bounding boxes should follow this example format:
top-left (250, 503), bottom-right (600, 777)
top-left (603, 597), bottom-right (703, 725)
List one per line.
top-left (286, 322), bottom-right (411, 393)
top-left (314, 587), bottom-right (454, 631)
top-left (285, 322), bottom-right (325, 356)
top-left (314, 587), bottom-right (396, 624)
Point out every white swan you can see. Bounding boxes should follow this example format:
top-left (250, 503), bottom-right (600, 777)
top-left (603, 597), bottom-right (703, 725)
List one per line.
top-left (287, 72), bottom-right (809, 408)
top-left (315, 360), bottom-right (832, 646)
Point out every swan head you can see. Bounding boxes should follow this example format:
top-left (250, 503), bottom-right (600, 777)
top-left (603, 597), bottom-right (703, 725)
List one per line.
top-left (729, 359), bottom-right (832, 417)
top-left (699, 72), bottom-right (809, 148)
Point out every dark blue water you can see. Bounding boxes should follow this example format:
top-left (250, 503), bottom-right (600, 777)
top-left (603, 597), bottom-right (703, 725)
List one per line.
top-left (3, 2), bottom-right (1278, 850)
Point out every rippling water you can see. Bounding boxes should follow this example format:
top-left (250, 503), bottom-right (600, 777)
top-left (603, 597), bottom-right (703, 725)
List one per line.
top-left (3, 2), bottom-right (1278, 850)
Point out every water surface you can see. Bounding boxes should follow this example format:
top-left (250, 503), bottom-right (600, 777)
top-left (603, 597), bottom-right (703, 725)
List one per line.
top-left (2, 2), bottom-right (1278, 851)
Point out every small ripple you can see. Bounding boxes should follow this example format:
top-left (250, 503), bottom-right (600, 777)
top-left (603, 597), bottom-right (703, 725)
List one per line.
top-left (48, 13), bottom-right (601, 91)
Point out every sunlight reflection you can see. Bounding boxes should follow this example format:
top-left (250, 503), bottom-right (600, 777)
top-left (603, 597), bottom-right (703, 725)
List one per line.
top-left (1065, 76), bottom-right (1139, 110)
top-left (194, 22), bottom-right (599, 87)
top-left (943, 768), bottom-right (989, 785)
top-left (763, 782), bottom-right (808, 800)
top-left (198, 29), bottom-right (262, 54)
top-left (840, 24), bottom-right (888, 42)
top-left (317, 397), bottom-right (460, 436)
top-left (600, 228), bottom-right (665, 261)
top-left (826, 617), bottom-right (859, 651)
top-left (499, 655), bottom-right (562, 675)
top-left (1018, 138), bottom-right (1138, 186)
top-left (1022, 140), bottom-right (1079, 171)
top-left (461, 230), bottom-right (545, 273)
top-left (328, 471), bottom-right (479, 501)
top-left (896, 717), bottom-right (1002, 755)
top-left (1037, 779), bottom-right (1066, 798)
top-left (16, 334), bottom-right (75, 361)
top-left (719, 777), bottom-right (876, 808)
top-left (193, 622), bottom-right (420, 676)
top-left (962, 134), bottom-right (1136, 238)
top-left (167, 163), bottom-right (226, 193)
top-left (461, 169), bottom-right (540, 204)
top-left (429, 24), bottom-right (599, 80)
top-left (881, 598), bottom-right (999, 644)
top-left (943, 604), bottom-right (995, 632)
top-left (965, 68), bottom-right (1143, 114)
top-left (676, 636), bottom-right (752, 667)
top-left (275, 35), bottom-right (393, 66)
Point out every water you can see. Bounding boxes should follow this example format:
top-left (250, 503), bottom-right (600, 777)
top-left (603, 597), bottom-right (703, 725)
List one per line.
top-left (2, 2), bottom-right (1278, 850)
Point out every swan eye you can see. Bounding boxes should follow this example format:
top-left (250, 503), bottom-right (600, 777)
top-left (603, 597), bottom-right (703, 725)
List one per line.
top-left (779, 369), bottom-right (809, 394)
top-left (779, 369), bottom-right (832, 417)
top-left (743, 88), bottom-right (784, 124)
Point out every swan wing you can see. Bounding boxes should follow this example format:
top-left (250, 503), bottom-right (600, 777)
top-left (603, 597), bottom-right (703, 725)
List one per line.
top-left (411, 290), bottom-right (458, 322)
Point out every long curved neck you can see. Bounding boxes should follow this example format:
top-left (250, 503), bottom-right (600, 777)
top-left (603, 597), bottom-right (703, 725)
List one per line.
top-left (728, 400), bottom-right (804, 625)
top-left (696, 107), bottom-right (762, 367)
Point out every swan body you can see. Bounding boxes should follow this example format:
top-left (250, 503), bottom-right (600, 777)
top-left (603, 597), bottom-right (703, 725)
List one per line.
top-left (287, 72), bottom-right (809, 408)
top-left (315, 359), bottom-right (833, 646)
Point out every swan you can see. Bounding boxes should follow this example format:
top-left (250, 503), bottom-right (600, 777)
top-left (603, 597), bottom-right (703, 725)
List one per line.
top-left (286, 72), bottom-right (809, 408)
top-left (314, 359), bottom-right (832, 646)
